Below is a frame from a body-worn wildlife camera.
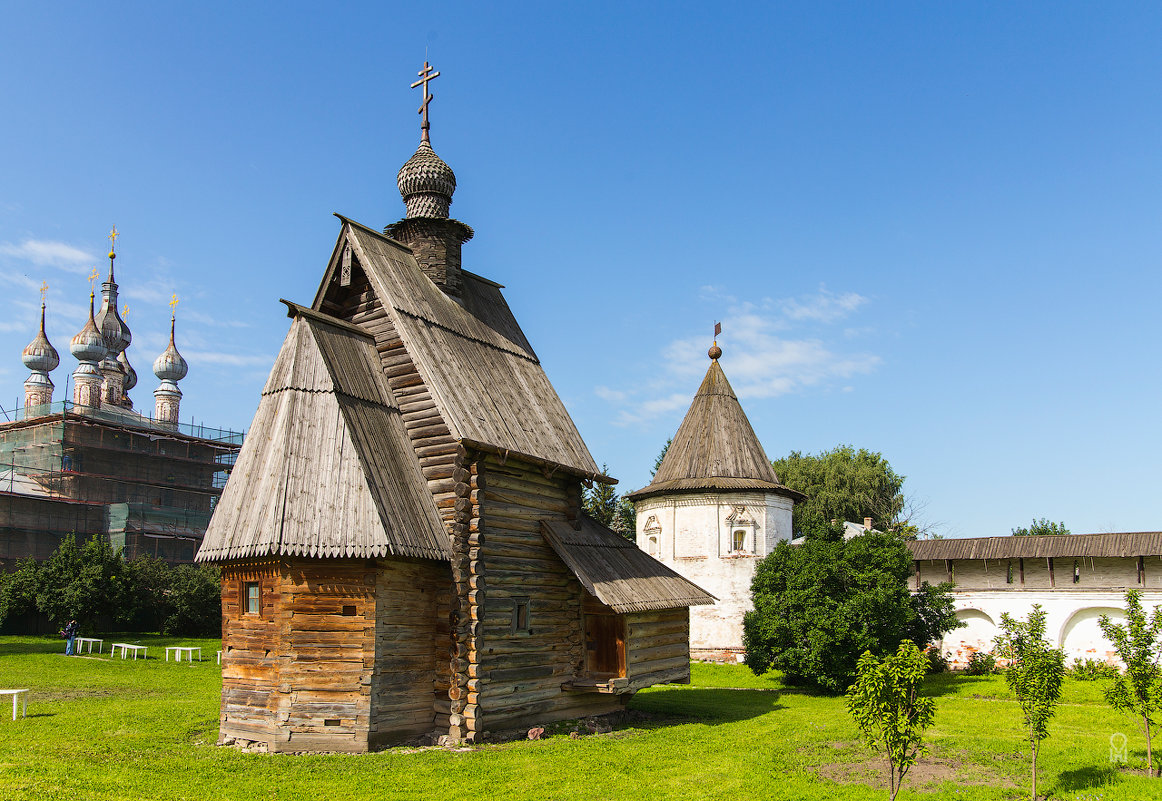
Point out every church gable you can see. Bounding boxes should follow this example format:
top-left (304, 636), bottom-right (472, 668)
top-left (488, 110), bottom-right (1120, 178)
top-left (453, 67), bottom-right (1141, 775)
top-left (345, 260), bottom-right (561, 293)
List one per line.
top-left (198, 308), bottom-right (448, 562)
top-left (313, 218), bottom-right (603, 481)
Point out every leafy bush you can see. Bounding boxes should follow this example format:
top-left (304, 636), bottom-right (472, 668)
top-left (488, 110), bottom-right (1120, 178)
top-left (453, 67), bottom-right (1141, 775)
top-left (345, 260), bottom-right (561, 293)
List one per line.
top-left (925, 648), bottom-right (950, 674)
top-left (963, 651), bottom-right (998, 675)
top-left (743, 522), bottom-right (962, 692)
top-left (1068, 657), bottom-right (1119, 681)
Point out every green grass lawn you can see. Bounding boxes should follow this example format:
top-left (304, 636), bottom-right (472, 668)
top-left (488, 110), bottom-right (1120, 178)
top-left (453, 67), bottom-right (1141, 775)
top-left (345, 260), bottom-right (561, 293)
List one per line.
top-left (0, 635), bottom-right (1155, 800)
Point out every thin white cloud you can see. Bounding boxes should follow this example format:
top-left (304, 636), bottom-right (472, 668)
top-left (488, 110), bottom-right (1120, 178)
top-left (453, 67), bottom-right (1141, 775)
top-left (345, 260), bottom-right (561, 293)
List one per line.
top-left (594, 385), bottom-right (627, 402)
top-left (183, 309), bottom-right (251, 329)
top-left (599, 286), bottom-right (882, 425)
top-left (0, 239), bottom-right (96, 272)
top-left (781, 288), bottom-right (868, 323)
top-left (183, 350), bottom-right (274, 368)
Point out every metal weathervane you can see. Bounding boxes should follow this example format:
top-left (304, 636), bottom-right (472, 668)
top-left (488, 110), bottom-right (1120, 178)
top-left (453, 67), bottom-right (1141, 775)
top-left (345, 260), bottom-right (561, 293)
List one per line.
top-left (411, 61), bottom-right (440, 142)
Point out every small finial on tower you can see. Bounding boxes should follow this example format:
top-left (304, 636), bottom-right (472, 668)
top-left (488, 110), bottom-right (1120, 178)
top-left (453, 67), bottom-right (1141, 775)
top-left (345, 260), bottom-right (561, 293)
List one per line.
top-left (709, 321), bottom-right (722, 360)
top-left (108, 225), bottom-right (118, 258)
top-left (411, 61), bottom-right (441, 143)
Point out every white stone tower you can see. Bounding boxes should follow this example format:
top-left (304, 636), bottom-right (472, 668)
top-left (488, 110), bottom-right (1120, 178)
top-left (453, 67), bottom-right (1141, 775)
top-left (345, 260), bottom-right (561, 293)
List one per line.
top-left (627, 342), bottom-right (802, 659)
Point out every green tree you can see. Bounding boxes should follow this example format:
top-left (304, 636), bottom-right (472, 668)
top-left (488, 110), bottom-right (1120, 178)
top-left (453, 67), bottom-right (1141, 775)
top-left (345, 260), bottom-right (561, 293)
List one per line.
top-left (0, 558), bottom-right (39, 630)
top-left (119, 555), bottom-right (175, 632)
top-left (35, 533), bottom-right (84, 627)
top-left (651, 438), bottom-right (672, 478)
top-left (772, 446), bottom-right (905, 536)
top-left (164, 564), bottom-right (222, 636)
top-left (742, 522), bottom-right (960, 692)
top-left (1099, 590), bottom-right (1162, 776)
top-left (1011, 518), bottom-right (1069, 537)
top-left (583, 464), bottom-right (637, 541)
top-left (846, 640), bottom-right (936, 801)
top-left (994, 605), bottom-right (1066, 801)
top-left (583, 464), bottom-right (619, 527)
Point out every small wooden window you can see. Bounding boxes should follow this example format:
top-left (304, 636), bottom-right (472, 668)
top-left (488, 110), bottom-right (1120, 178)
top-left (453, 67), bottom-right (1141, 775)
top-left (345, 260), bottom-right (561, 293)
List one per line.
top-left (341, 605), bottom-right (356, 616)
top-left (512, 597), bottom-right (531, 635)
top-left (245, 582), bottom-right (260, 615)
top-left (324, 718), bottom-right (340, 727)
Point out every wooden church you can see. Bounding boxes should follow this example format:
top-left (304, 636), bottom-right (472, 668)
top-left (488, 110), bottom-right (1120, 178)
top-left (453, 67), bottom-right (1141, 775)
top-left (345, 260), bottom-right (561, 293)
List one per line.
top-left (196, 65), bottom-right (713, 752)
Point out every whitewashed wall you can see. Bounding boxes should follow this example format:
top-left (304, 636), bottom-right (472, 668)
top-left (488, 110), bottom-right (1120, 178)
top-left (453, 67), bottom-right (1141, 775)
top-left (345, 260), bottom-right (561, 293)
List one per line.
top-left (636, 491), bottom-right (793, 654)
top-left (938, 589), bottom-right (1162, 667)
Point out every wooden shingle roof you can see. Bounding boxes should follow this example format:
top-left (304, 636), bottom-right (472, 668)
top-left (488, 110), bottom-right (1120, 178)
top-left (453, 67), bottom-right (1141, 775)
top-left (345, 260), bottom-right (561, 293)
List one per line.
top-left (197, 304), bottom-right (449, 563)
top-left (316, 218), bottom-right (606, 483)
top-left (541, 517), bottom-right (716, 613)
top-left (627, 359), bottom-right (802, 502)
top-left (909, 532), bottom-right (1162, 561)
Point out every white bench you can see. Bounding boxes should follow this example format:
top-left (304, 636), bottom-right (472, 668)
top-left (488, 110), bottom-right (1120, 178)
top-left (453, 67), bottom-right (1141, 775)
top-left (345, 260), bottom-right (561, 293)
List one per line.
top-left (0, 689), bottom-right (28, 721)
top-left (109, 643), bottom-right (148, 660)
top-left (75, 637), bottom-right (103, 654)
top-left (165, 646), bottom-right (202, 662)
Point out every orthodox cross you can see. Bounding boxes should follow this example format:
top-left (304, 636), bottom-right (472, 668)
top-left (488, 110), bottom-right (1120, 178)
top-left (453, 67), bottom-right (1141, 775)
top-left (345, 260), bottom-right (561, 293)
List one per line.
top-left (88, 267), bottom-right (99, 292)
top-left (122, 304), bottom-right (130, 322)
top-left (411, 61), bottom-right (440, 142)
top-left (108, 225), bottom-right (119, 252)
top-left (169, 293), bottom-right (179, 317)
top-left (40, 281), bottom-right (48, 303)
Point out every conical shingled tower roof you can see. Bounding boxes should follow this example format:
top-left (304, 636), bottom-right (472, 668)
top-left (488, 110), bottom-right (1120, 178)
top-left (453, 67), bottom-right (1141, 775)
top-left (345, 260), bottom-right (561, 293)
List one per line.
top-left (628, 350), bottom-right (802, 502)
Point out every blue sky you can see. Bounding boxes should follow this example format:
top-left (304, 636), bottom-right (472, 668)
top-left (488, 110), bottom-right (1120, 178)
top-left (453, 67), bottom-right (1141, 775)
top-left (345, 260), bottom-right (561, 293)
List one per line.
top-left (2, 2), bottom-right (1160, 538)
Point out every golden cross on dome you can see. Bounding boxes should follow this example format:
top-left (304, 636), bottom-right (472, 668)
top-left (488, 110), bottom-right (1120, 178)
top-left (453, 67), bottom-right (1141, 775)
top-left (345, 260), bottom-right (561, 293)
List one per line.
top-left (169, 293), bottom-right (179, 316)
top-left (88, 267), bottom-right (99, 291)
top-left (411, 61), bottom-right (440, 142)
top-left (40, 281), bottom-right (48, 303)
top-left (122, 304), bottom-right (130, 321)
top-left (108, 225), bottom-right (119, 250)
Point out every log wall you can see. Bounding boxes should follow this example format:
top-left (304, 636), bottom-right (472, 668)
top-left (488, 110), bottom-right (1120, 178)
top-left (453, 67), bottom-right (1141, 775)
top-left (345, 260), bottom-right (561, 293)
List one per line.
top-left (219, 556), bottom-right (449, 752)
top-left (625, 608), bottom-right (691, 690)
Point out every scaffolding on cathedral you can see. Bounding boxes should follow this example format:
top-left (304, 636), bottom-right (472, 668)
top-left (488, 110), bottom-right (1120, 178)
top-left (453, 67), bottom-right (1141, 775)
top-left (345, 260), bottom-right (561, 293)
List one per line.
top-left (0, 400), bottom-right (242, 564)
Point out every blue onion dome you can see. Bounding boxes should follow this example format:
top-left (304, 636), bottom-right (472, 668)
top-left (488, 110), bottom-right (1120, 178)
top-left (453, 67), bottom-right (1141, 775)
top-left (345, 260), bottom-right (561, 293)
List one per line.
top-left (118, 349), bottom-right (137, 391)
top-left (22, 303), bottom-right (60, 372)
top-left (397, 140), bottom-right (457, 218)
top-left (70, 293), bottom-right (107, 363)
top-left (153, 316), bottom-right (188, 381)
top-left (95, 265), bottom-right (131, 358)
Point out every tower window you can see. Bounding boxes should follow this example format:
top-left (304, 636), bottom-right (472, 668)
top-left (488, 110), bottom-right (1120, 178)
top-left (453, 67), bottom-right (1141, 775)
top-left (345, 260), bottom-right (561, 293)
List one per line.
top-left (733, 529), bottom-right (747, 552)
top-left (647, 535), bottom-right (659, 557)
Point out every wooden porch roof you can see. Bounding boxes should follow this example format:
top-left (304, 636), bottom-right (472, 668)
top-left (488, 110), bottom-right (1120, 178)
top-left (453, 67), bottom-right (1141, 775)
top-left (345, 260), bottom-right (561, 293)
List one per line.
top-left (541, 517), bottom-right (716, 613)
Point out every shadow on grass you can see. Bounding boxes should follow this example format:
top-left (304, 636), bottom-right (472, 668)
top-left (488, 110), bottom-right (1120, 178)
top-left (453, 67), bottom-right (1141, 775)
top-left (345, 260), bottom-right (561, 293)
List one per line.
top-left (631, 687), bottom-right (786, 724)
top-left (922, 673), bottom-right (1008, 698)
top-left (1053, 764), bottom-right (1121, 794)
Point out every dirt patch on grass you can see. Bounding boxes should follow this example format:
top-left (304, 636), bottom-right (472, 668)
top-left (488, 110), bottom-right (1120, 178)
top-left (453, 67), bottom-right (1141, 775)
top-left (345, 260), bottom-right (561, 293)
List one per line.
top-left (811, 742), bottom-right (1016, 791)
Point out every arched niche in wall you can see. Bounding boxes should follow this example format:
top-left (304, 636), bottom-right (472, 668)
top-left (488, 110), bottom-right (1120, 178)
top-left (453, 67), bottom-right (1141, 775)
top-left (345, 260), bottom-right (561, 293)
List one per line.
top-left (948, 608), bottom-right (997, 653)
top-left (1058, 607), bottom-right (1125, 663)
